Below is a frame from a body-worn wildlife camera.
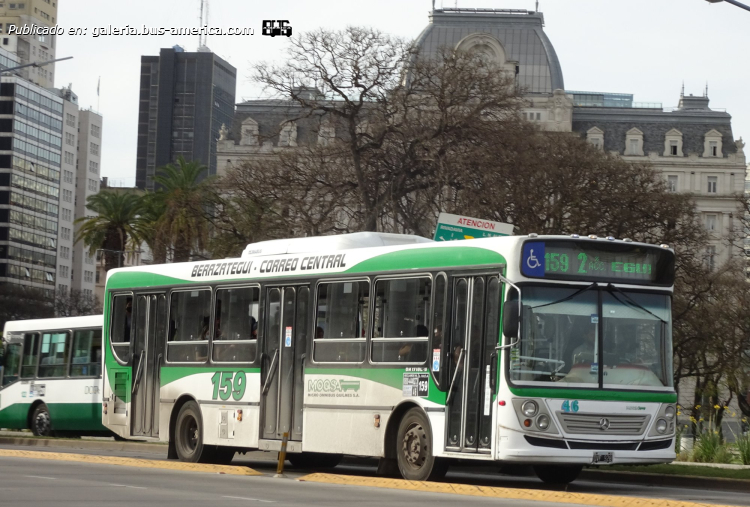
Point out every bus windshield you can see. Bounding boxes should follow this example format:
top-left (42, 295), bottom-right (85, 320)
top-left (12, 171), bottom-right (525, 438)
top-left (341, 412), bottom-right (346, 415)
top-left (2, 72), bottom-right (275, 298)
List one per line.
top-left (510, 285), bottom-right (672, 389)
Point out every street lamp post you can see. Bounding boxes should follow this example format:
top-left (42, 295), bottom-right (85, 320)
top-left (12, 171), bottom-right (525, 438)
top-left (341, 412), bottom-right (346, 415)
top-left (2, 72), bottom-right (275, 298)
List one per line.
top-left (706, 0), bottom-right (750, 12)
top-left (0, 56), bottom-right (73, 74)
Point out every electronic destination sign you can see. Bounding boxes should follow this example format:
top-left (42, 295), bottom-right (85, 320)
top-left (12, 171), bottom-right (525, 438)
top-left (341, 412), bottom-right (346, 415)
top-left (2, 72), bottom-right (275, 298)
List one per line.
top-left (521, 240), bottom-right (675, 285)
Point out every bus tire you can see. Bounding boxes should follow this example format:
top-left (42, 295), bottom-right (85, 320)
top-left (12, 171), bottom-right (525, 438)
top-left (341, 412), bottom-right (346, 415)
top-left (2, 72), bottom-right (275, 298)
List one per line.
top-left (174, 401), bottom-right (209, 463)
top-left (533, 464), bottom-right (583, 485)
top-left (288, 452), bottom-right (342, 469)
top-left (31, 403), bottom-right (53, 437)
top-left (396, 408), bottom-right (446, 481)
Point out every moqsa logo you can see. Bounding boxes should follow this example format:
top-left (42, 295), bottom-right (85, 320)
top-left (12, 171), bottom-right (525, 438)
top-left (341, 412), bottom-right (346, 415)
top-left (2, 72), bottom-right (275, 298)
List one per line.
top-left (308, 378), bottom-right (360, 393)
top-left (262, 20), bottom-right (292, 37)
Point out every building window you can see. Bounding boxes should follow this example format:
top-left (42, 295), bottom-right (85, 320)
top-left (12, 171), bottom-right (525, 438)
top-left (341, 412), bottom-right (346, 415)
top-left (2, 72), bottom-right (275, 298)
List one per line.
top-left (66, 113), bottom-right (75, 127)
top-left (60, 227), bottom-right (71, 240)
top-left (89, 161), bottom-right (99, 174)
top-left (88, 179), bottom-right (98, 192)
top-left (64, 151), bottom-right (74, 165)
top-left (84, 270), bottom-right (94, 283)
top-left (629, 139), bottom-right (638, 154)
top-left (62, 189), bottom-right (72, 202)
top-left (62, 208), bottom-right (71, 222)
top-left (707, 176), bottom-right (718, 194)
top-left (703, 130), bottom-right (723, 158)
top-left (705, 214), bottom-right (717, 232)
top-left (90, 143), bottom-right (99, 156)
top-left (667, 175), bottom-right (678, 193)
top-left (704, 245), bottom-right (716, 271)
top-left (58, 283), bottom-right (68, 293)
top-left (90, 124), bottom-right (100, 138)
top-left (670, 141), bottom-right (678, 156)
top-left (65, 132), bottom-right (75, 146)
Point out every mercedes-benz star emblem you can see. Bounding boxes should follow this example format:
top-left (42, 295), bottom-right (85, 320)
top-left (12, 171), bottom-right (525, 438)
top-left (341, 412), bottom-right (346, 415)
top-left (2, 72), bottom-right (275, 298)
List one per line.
top-left (599, 418), bottom-right (610, 430)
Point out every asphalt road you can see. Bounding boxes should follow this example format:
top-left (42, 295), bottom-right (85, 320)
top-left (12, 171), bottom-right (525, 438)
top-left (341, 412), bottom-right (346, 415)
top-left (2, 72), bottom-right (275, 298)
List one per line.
top-left (0, 441), bottom-right (748, 507)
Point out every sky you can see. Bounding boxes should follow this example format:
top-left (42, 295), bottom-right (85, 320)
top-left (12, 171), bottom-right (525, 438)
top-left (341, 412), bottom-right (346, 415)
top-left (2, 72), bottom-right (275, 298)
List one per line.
top-left (51, 0), bottom-right (750, 186)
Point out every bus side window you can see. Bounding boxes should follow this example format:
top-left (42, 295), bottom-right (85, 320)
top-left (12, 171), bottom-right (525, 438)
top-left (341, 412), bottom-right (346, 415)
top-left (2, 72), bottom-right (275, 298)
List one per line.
top-left (431, 274), bottom-right (447, 387)
top-left (20, 333), bottom-right (39, 378)
top-left (38, 332), bottom-right (69, 378)
top-left (2, 342), bottom-right (21, 386)
top-left (111, 295), bottom-right (133, 363)
top-left (313, 281), bottom-right (368, 363)
top-left (71, 329), bottom-right (102, 377)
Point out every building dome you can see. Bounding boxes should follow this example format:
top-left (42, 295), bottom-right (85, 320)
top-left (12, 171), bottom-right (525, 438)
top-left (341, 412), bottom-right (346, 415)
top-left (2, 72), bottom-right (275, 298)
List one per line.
top-left (414, 8), bottom-right (564, 95)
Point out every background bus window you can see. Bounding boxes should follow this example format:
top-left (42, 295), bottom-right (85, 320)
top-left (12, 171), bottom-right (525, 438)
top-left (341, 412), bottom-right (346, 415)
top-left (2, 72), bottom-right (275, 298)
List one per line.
top-left (38, 332), bottom-right (69, 378)
top-left (20, 333), bottom-right (39, 378)
top-left (313, 281), bottom-right (368, 362)
top-left (212, 286), bottom-right (259, 363)
top-left (371, 277), bottom-right (431, 363)
top-left (432, 274), bottom-right (447, 381)
top-left (2, 342), bottom-right (21, 386)
top-left (70, 329), bottom-right (103, 377)
top-left (167, 289), bottom-right (210, 362)
top-left (110, 295), bottom-right (133, 363)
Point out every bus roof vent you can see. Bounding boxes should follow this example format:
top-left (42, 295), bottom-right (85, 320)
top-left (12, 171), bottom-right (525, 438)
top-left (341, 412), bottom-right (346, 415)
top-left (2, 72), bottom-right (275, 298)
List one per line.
top-left (241, 232), bottom-right (433, 258)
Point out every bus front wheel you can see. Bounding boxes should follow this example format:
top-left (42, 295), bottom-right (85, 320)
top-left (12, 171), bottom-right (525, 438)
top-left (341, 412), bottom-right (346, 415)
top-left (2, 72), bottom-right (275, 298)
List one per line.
top-left (31, 403), bottom-right (53, 437)
top-left (396, 408), bottom-right (447, 481)
top-left (174, 401), bottom-right (208, 463)
top-left (533, 464), bottom-right (583, 485)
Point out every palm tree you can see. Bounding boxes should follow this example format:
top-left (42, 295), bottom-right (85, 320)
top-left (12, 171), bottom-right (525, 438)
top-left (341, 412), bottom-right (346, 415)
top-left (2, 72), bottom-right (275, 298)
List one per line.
top-left (150, 156), bottom-right (213, 263)
top-left (74, 191), bottom-right (146, 272)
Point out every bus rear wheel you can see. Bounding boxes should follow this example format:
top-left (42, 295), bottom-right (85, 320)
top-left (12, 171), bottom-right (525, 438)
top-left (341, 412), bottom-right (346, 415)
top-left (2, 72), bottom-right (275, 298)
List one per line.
top-left (396, 408), bottom-right (447, 481)
top-left (174, 401), bottom-right (208, 463)
top-left (533, 464), bottom-right (583, 485)
top-left (31, 404), bottom-right (53, 437)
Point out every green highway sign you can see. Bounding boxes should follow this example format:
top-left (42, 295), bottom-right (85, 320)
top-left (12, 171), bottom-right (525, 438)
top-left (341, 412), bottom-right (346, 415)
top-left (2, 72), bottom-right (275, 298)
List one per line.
top-left (434, 213), bottom-right (514, 241)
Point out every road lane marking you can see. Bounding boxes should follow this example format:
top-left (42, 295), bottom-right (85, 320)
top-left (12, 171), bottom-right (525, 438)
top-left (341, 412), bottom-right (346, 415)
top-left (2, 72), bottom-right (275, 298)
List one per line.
top-left (297, 473), bottom-right (739, 507)
top-left (24, 475), bottom-right (56, 480)
top-left (0, 449), bottom-right (262, 477)
top-left (222, 495), bottom-right (276, 502)
top-left (109, 483), bottom-right (147, 489)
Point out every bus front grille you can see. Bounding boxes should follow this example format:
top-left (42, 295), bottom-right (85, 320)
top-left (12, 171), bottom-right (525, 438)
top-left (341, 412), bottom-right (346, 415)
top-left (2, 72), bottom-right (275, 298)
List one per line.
top-left (556, 412), bottom-right (650, 435)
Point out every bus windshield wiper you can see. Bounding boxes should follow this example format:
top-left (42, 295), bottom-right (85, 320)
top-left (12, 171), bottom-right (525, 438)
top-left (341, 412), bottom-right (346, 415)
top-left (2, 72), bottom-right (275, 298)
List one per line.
top-left (530, 282), bottom-right (597, 310)
top-left (606, 283), bottom-right (667, 324)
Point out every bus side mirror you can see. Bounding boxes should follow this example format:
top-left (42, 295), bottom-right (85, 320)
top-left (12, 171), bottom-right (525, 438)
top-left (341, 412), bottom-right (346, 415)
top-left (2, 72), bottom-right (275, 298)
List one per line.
top-left (502, 301), bottom-right (519, 339)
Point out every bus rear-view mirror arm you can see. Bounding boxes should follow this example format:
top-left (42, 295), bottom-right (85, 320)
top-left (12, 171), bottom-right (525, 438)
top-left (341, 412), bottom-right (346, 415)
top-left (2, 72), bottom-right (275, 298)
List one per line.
top-left (497, 274), bottom-right (521, 351)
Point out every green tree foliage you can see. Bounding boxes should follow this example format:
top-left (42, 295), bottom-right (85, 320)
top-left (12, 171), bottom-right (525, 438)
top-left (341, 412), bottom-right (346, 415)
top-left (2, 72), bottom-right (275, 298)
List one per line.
top-left (74, 190), bottom-right (146, 272)
top-left (149, 156), bottom-right (213, 263)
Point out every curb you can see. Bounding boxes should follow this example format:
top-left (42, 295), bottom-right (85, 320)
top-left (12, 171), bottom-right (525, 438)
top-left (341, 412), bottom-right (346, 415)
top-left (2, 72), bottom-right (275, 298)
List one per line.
top-left (0, 436), bottom-right (167, 454)
top-left (581, 469), bottom-right (750, 493)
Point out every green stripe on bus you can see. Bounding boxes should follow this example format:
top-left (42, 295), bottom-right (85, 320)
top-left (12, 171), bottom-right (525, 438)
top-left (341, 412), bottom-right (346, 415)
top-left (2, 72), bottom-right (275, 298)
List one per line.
top-left (344, 247), bottom-right (506, 273)
top-left (508, 386), bottom-right (677, 403)
top-left (0, 402), bottom-right (105, 431)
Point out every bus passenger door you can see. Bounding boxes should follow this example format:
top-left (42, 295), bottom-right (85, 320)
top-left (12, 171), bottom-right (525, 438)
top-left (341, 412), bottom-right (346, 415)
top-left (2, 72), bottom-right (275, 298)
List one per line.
top-left (261, 286), bottom-right (309, 443)
top-left (131, 293), bottom-right (166, 438)
top-left (445, 275), bottom-right (501, 454)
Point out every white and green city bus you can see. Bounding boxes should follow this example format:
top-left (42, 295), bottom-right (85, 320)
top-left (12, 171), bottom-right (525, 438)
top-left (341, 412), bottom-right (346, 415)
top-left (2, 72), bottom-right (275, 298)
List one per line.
top-left (0, 315), bottom-right (106, 436)
top-left (101, 232), bottom-right (676, 484)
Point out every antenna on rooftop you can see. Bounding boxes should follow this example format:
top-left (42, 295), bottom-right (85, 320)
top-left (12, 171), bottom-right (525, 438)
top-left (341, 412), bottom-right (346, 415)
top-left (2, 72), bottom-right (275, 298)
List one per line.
top-left (536, 1), bottom-right (539, 12)
top-left (681, 81), bottom-right (684, 98)
top-left (705, 82), bottom-right (708, 97)
top-left (198, 0), bottom-right (210, 48)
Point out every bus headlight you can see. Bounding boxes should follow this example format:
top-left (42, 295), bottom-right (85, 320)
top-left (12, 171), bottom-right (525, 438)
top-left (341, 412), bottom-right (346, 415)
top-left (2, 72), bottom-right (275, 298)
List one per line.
top-left (664, 405), bottom-right (676, 421)
top-left (536, 414), bottom-right (550, 430)
top-left (522, 400), bottom-right (538, 417)
top-left (656, 419), bottom-right (668, 434)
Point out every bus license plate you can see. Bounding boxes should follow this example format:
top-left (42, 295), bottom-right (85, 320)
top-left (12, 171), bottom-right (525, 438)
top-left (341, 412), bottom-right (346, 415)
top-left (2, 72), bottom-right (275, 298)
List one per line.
top-left (592, 452), bottom-right (614, 464)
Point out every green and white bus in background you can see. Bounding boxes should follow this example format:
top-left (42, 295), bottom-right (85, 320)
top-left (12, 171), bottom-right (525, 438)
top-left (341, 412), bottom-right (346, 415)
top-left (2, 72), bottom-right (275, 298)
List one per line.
top-left (0, 315), bottom-right (105, 436)
top-left (101, 232), bottom-right (676, 484)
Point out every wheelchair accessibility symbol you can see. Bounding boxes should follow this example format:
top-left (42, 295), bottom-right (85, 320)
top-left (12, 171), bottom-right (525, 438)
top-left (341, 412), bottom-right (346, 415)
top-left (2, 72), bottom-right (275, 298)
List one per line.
top-left (526, 249), bottom-right (541, 269)
top-left (522, 242), bottom-right (545, 277)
